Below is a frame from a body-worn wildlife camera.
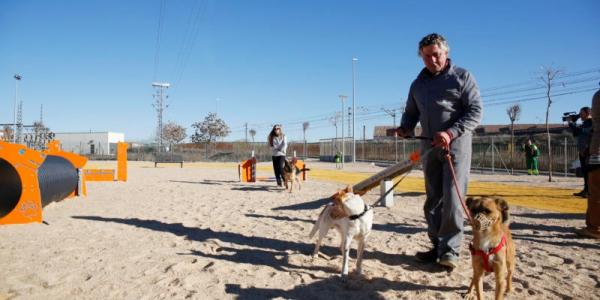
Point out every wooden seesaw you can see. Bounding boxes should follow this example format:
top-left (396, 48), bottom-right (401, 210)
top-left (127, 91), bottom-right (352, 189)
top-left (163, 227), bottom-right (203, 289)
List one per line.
top-left (330, 150), bottom-right (422, 207)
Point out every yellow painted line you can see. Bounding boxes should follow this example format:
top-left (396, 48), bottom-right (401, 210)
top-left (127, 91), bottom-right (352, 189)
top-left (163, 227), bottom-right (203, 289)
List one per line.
top-left (84, 161), bottom-right (584, 214)
top-left (304, 168), bottom-right (585, 214)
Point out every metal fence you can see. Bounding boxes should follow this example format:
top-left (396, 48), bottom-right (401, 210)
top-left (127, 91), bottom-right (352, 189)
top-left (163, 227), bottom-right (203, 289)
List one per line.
top-left (87, 134), bottom-right (580, 175)
top-left (319, 134), bottom-right (581, 175)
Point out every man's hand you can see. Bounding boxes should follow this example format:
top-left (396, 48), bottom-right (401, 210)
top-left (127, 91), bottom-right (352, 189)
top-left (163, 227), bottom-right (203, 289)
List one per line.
top-left (432, 131), bottom-right (452, 150)
top-left (396, 127), bottom-right (410, 138)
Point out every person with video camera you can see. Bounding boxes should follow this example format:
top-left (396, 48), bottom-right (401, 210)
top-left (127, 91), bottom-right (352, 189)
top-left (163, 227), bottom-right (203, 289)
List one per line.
top-left (574, 89), bottom-right (599, 239)
top-left (566, 107), bottom-right (593, 197)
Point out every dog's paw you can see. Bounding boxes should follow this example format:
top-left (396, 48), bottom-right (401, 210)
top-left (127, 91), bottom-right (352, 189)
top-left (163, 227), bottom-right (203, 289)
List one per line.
top-left (462, 291), bottom-right (475, 300)
top-left (339, 274), bottom-right (348, 283)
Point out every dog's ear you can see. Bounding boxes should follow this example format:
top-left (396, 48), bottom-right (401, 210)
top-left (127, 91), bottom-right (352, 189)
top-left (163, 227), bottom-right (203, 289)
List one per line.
top-left (466, 197), bottom-right (476, 210)
top-left (345, 185), bottom-right (353, 193)
top-left (494, 197), bottom-right (509, 223)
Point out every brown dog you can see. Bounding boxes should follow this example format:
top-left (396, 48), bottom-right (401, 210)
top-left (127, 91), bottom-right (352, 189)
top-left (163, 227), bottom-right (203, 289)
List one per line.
top-left (465, 196), bottom-right (516, 300)
top-left (283, 158), bottom-right (309, 193)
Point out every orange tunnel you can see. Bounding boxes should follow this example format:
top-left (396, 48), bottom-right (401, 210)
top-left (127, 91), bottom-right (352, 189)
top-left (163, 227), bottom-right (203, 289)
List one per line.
top-left (0, 141), bottom-right (87, 225)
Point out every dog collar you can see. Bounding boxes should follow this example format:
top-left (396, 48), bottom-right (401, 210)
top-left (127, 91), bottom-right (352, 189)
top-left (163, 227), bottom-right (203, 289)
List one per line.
top-left (349, 204), bottom-right (370, 220)
top-left (469, 233), bottom-right (507, 273)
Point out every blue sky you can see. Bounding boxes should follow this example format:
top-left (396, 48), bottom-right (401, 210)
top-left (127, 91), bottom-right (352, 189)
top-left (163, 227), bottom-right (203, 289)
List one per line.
top-left (1, 0), bottom-right (599, 142)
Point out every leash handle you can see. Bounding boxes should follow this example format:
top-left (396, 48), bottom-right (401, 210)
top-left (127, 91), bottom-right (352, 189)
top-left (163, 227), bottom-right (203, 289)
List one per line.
top-left (444, 152), bottom-right (475, 226)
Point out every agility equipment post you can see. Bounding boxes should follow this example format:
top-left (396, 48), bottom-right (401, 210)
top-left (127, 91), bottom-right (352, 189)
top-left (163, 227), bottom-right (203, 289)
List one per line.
top-left (239, 157), bottom-right (257, 182)
top-left (117, 142), bottom-right (127, 182)
top-left (380, 180), bottom-right (394, 207)
top-left (84, 142), bottom-right (128, 182)
top-left (0, 140), bottom-right (87, 225)
top-left (294, 159), bottom-right (308, 181)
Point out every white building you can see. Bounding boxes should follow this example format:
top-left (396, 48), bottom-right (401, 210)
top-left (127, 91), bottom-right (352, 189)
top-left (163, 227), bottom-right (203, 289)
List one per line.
top-left (53, 132), bottom-right (125, 155)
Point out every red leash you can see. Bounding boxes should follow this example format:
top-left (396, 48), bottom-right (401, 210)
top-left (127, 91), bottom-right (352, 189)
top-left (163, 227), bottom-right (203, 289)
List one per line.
top-left (444, 152), bottom-right (475, 226)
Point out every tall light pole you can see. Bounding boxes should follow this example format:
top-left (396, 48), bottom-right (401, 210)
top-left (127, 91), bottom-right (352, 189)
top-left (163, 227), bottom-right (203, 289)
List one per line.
top-left (13, 74), bottom-right (22, 143)
top-left (351, 57), bottom-right (358, 163)
top-left (339, 95), bottom-right (347, 168)
top-left (382, 107), bottom-right (398, 162)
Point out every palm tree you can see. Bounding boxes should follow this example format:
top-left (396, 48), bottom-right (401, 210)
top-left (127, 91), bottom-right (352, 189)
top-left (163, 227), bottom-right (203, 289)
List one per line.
top-left (506, 104), bottom-right (521, 174)
top-left (302, 122), bottom-right (310, 159)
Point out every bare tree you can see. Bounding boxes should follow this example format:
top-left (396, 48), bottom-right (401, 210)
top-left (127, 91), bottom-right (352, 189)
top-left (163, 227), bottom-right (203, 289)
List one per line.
top-left (249, 129), bottom-right (256, 151)
top-left (31, 121), bottom-right (51, 150)
top-left (1, 125), bottom-right (14, 142)
top-left (249, 129), bottom-right (256, 143)
top-left (302, 121), bottom-right (310, 158)
top-left (191, 113), bottom-right (231, 158)
top-left (506, 104), bottom-right (521, 174)
top-left (540, 66), bottom-right (562, 182)
top-left (162, 121), bottom-right (187, 152)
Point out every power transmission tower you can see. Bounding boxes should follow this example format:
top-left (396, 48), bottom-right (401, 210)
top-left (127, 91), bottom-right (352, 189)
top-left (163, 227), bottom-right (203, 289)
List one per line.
top-left (152, 82), bottom-right (170, 153)
top-left (16, 100), bottom-right (23, 144)
top-left (39, 104), bottom-right (44, 124)
top-left (245, 122), bottom-right (248, 143)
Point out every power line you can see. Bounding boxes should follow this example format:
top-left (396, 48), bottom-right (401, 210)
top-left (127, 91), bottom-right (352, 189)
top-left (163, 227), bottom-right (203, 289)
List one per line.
top-left (152, 0), bottom-right (166, 81)
top-left (480, 67), bottom-right (600, 93)
top-left (172, 0), bottom-right (208, 91)
top-left (481, 75), bottom-right (600, 98)
top-left (486, 87), bottom-right (598, 107)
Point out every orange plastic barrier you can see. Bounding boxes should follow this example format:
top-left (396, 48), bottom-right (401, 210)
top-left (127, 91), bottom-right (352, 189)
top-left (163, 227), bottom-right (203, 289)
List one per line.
top-left (239, 157), bottom-right (257, 182)
top-left (84, 142), bottom-right (128, 182)
top-left (84, 169), bottom-right (116, 181)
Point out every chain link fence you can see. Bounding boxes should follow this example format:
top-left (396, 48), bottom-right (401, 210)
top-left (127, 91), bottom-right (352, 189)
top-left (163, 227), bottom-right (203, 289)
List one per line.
top-left (92, 133), bottom-right (580, 176)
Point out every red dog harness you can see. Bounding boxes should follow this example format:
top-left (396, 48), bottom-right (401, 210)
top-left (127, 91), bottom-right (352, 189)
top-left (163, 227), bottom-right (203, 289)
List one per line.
top-left (469, 234), bottom-right (507, 273)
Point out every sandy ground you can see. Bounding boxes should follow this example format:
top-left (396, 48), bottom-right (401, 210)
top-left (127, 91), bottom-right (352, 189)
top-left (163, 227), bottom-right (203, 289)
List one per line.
top-left (0, 162), bottom-right (598, 299)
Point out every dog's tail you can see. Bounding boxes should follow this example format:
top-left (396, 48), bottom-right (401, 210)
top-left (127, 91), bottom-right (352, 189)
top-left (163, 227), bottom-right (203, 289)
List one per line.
top-left (308, 205), bottom-right (329, 238)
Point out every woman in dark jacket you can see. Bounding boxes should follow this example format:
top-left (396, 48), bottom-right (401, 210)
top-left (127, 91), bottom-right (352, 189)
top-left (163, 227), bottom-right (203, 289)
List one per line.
top-left (268, 124), bottom-right (287, 187)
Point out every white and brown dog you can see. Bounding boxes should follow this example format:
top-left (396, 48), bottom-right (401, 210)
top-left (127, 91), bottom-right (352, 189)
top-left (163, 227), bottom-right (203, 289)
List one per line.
top-left (465, 196), bottom-right (516, 300)
top-left (308, 186), bottom-right (373, 279)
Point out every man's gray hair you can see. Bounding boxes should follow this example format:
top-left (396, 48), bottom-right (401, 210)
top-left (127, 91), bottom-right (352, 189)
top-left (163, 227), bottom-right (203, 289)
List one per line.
top-left (418, 33), bottom-right (449, 56)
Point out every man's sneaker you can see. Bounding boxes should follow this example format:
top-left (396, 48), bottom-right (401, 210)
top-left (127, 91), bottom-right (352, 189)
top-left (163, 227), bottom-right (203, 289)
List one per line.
top-left (574, 227), bottom-right (600, 239)
top-left (438, 252), bottom-right (459, 269)
top-left (415, 248), bottom-right (438, 263)
top-left (573, 190), bottom-right (588, 197)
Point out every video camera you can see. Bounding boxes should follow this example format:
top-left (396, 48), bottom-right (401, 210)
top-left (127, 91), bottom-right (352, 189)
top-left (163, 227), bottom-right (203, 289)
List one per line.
top-left (562, 112), bottom-right (579, 122)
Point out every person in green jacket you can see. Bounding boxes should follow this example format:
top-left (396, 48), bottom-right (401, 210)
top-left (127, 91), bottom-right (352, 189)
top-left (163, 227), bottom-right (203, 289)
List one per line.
top-left (522, 139), bottom-right (540, 175)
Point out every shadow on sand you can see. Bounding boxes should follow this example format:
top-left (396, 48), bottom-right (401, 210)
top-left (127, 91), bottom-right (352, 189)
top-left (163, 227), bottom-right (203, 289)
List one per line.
top-left (271, 197), bottom-right (332, 211)
top-left (225, 275), bottom-right (464, 300)
top-left (72, 216), bottom-right (446, 276)
top-left (230, 185), bottom-right (282, 192)
top-left (245, 213), bottom-right (427, 235)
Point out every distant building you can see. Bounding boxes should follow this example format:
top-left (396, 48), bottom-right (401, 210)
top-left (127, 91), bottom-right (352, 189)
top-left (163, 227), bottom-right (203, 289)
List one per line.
top-left (473, 123), bottom-right (568, 136)
top-left (53, 132), bottom-right (125, 155)
top-left (373, 123), bottom-right (568, 139)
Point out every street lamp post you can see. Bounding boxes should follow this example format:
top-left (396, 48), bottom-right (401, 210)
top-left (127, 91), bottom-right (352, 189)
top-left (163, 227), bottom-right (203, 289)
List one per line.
top-left (351, 57), bottom-right (358, 163)
top-left (339, 95), bottom-right (347, 168)
top-left (13, 74), bottom-right (22, 143)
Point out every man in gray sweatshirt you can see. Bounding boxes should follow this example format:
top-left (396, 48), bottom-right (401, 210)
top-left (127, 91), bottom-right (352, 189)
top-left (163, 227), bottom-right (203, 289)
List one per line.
top-left (397, 33), bottom-right (482, 269)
